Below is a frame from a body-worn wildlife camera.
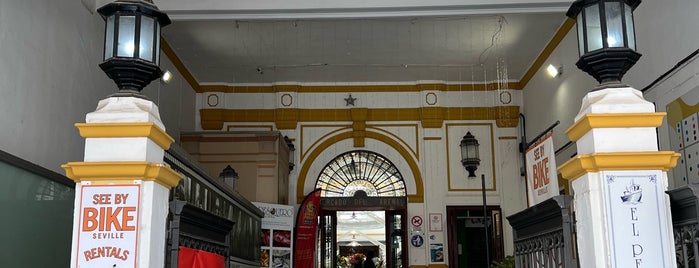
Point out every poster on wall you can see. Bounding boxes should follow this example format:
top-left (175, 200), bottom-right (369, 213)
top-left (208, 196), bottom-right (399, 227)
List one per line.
top-left (525, 132), bottom-right (559, 206)
top-left (75, 183), bottom-right (140, 268)
top-left (666, 87), bottom-right (699, 186)
top-left (253, 202), bottom-right (295, 268)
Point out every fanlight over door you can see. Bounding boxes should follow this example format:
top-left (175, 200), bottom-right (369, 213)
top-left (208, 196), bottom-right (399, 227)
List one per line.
top-left (315, 150), bottom-right (407, 197)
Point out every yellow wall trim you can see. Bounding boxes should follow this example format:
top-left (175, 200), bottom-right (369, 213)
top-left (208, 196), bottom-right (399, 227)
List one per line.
top-left (62, 161), bottom-right (183, 189)
top-left (499, 136), bottom-right (518, 140)
top-left (558, 151), bottom-right (680, 182)
top-left (424, 137), bottom-right (442, 140)
top-left (566, 112), bottom-right (666, 141)
top-left (200, 106), bottom-right (520, 130)
top-left (297, 130), bottom-right (424, 204)
top-left (160, 37), bottom-right (201, 92)
top-left (519, 18), bottom-right (576, 89)
top-left (75, 122), bottom-right (175, 150)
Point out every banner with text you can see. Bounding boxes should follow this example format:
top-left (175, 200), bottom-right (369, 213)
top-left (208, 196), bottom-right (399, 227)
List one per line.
top-left (526, 133), bottom-right (559, 206)
top-left (76, 184), bottom-right (140, 268)
top-left (293, 188), bottom-right (321, 268)
top-left (254, 202), bottom-right (294, 268)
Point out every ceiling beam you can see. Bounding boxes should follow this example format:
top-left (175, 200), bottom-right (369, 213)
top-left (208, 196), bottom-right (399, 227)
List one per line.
top-left (149, 0), bottom-right (573, 20)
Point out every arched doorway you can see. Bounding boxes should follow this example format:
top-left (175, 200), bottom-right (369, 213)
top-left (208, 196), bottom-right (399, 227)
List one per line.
top-left (315, 150), bottom-right (408, 268)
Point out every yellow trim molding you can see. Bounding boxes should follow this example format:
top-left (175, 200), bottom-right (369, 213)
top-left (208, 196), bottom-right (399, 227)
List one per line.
top-left (75, 122), bottom-right (175, 150)
top-left (565, 112), bottom-right (666, 141)
top-left (558, 151), bottom-right (680, 182)
top-left (160, 37), bottom-right (201, 92)
top-left (62, 161), bottom-right (183, 189)
top-left (297, 130), bottom-right (424, 204)
top-left (519, 18), bottom-right (576, 89)
top-left (200, 106), bottom-right (520, 130)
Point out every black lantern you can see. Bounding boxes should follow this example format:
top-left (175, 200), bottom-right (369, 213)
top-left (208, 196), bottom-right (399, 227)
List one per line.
top-left (219, 165), bottom-right (239, 191)
top-left (284, 136), bottom-right (296, 173)
top-left (459, 132), bottom-right (480, 178)
top-left (97, 0), bottom-right (171, 93)
top-left (567, 0), bottom-right (641, 85)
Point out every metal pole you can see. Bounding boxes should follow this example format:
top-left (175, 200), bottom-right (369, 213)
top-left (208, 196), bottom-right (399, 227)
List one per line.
top-left (482, 174), bottom-right (490, 266)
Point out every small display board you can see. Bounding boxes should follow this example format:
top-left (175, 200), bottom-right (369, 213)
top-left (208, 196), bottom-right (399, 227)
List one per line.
top-left (76, 184), bottom-right (141, 268)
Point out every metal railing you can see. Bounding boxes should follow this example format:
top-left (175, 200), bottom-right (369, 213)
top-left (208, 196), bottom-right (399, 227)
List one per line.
top-left (668, 184), bottom-right (699, 268)
top-left (507, 195), bottom-right (578, 268)
top-left (164, 144), bottom-right (264, 268)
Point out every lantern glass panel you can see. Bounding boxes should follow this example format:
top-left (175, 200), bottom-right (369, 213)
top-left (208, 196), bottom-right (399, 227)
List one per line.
top-left (605, 1), bottom-right (624, 47)
top-left (139, 16), bottom-right (155, 62)
top-left (585, 4), bottom-right (603, 52)
top-left (104, 15), bottom-right (115, 60)
top-left (577, 13), bottom-right (585, 56)
top-left (155, 22), bottom-right (161, 64)
top-left (117, 15), bottom-right (136, 57)
top-left (625, 3), bottom-right (636, 50)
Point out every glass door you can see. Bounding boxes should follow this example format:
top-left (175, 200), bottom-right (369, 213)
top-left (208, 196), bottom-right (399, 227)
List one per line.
top-left (320, 211), bottom-right (337, 268)
top-left (386, 210), bottom-right (407, 268)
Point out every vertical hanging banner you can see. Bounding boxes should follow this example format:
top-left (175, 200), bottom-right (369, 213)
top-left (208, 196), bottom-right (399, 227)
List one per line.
top-left (526, 132), bottom-right (559, 206)
top-left (293, 188), bottom-right (322, 268)
top-left (76, 184), bottom-right (140, 268)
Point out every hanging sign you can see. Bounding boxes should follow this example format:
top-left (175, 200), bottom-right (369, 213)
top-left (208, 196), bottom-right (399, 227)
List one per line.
top-left (76, 184), bottom-right (140, 268)
top-left (293, 188), bottom-right (322, 268)
top-left (525, 132), bottom-right (559, 206)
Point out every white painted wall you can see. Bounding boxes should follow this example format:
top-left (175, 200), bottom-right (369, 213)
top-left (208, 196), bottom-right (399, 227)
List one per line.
top-left (0, 0), bottom-right (196, 174)
top-left (522, 1), bottom-right (699, 190)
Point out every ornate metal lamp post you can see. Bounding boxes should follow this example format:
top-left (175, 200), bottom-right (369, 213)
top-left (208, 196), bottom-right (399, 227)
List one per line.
top-left (97, 0), bottom-right (171, 95)
top-left (559, 0), bottom-right (680, 267)
top-left (459, 132), bottom-right (490, 265)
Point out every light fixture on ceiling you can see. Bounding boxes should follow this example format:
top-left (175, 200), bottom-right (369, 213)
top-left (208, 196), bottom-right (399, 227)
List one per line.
top-left (256, 66), bottom-right (264, 74)
top-left (546, 64), bottom-right (562, 78)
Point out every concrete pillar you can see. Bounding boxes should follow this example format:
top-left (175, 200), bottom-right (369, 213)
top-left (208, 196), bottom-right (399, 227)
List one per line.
top-left (62, 96), bottom-right (182, 268)
top-left (558, 87), bottom-right (679, 267)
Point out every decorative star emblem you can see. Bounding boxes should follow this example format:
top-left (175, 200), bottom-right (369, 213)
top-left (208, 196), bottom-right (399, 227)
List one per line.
top-left (344, 94), bottom-right (357, 106)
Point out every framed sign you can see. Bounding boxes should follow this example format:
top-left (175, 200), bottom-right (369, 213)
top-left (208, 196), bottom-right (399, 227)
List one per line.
top-left (76, 184), bottom-right (141, 268)
top-left (429, 213), bottom-right (443, 232)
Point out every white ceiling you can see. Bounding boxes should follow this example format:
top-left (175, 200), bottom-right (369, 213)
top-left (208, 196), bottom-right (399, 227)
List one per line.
top-left (154, 0), bottom-right (570, 84)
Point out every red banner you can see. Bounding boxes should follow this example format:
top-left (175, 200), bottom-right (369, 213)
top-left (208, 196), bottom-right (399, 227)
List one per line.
top-left (178, 246), bottom-right (224, 268)
top-left (293, 188), bottom-right (322, 268)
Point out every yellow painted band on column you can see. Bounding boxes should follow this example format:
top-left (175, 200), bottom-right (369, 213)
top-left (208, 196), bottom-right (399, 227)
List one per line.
top-left (62, 161), bottom-right (183, 189)
top-left (75, 122), bottom-right (175, 150)
top-left (566, 113), bottom-right (666, 142)
top-left (558, 151), bottom-right (680, 182)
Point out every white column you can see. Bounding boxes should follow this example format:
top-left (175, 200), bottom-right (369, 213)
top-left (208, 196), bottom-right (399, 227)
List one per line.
top-left (63, 96), bottom-right (182, 268)
top-left (559, 87), bottom-right (679, 268)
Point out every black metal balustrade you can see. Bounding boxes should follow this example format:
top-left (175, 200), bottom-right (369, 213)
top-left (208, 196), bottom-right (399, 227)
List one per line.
top-left (668, 184), bottom-right (699, 268)
top-left (164, 144), bottom-right (264, 268)
top-left (507, 195), bottom-right (578, 268)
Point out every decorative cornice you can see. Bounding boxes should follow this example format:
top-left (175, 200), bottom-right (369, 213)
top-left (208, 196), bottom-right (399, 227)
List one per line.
top-left (200, 106), bottom-right (520, 130)
top-left (565, 112), bottom-right (666, 142)
top-left (558, 151), bottom-right (680, 182)
top-left (62, 161), bottom-right (183, 189)
top-left (199, 82), bottom-right (521, 93)
top-left (75, 122), bottom-right (175, 150)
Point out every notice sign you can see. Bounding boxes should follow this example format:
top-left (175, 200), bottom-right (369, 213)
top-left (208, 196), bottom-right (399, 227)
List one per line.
top-left (603, 171), bottom-right (671, 267)
top-left (76, 184), bottom-right (140, 268)
top-left (525, 132), bottom-right (559, 206)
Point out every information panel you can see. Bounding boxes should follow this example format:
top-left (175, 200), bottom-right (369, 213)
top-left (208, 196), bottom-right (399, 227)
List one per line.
top-left (76, 184), bottom-right (140, 268)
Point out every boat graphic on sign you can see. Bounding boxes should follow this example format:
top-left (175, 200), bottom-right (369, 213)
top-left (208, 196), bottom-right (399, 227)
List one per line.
top-left (620, 180), bottom-right (642, 204)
